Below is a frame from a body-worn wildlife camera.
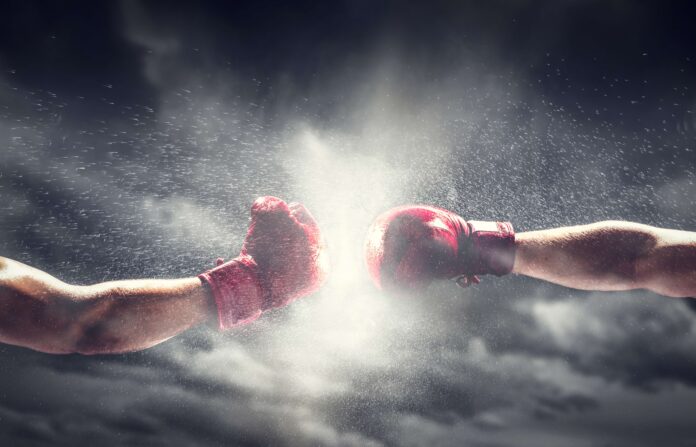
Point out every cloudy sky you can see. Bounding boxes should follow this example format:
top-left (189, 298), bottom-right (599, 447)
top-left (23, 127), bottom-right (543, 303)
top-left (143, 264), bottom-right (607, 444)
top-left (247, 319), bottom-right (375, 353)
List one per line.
top-left (1, 1), bottom-right (696, 446)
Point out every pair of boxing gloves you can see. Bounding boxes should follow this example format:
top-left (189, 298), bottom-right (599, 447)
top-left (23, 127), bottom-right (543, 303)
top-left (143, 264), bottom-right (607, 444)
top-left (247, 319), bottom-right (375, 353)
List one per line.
top-left (199, 196), bottom-right (516, 330)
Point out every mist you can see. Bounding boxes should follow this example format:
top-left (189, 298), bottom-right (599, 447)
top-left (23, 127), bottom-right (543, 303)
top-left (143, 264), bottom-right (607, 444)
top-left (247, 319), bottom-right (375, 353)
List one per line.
top-left (1, 1), bottom-right (696, 446)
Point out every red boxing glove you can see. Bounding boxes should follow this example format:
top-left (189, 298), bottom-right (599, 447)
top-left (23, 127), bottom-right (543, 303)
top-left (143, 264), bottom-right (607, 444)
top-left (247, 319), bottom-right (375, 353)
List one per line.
top-left (364, 205), bottom-right (515, 292)
top-left (199, 196), bottom-right (328, 330)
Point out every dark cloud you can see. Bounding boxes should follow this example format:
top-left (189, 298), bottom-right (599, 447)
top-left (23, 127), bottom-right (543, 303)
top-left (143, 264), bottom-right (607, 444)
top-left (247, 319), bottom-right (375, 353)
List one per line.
top-left (1, 1), bottom-right (696, 446)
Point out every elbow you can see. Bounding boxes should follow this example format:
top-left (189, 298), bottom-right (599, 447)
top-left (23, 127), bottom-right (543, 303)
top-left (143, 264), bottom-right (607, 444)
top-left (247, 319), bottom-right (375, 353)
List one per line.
top-left (625, 226), bottom-right (696, 297)
top-left (57, 295), bottom-right (126, 355)
top-left (634, 250), bottom-right (696, 298)
top-left (25, 292), bottom-right (105, 355)
top-left (71, 320), bottom-right (127, 355)
top-left (48, 315), bottom-right (111, 355)
top-left (71, 335), bottom-right (109, 356)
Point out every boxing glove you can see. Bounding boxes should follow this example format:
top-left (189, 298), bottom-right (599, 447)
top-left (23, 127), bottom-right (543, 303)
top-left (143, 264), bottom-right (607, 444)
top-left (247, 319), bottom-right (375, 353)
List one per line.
top-left (199, 196), bottom-right (328, 329)
top-left (364, 205), bottom-right (515, 292)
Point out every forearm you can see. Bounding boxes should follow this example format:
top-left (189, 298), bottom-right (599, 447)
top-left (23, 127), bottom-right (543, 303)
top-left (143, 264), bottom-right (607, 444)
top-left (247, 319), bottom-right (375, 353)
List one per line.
top-left (72, 277), bottom-right (213, 354)
top-left (0, 257), bottom-right (215, 354)
top-left (512, 221), bottom-right (696, 297)
top-left (512, 221), bottom-right (652, 291)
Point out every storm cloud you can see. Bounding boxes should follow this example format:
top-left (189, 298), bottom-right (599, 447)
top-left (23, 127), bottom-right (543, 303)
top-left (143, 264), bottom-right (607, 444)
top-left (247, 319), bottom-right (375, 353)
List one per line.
top-left (1, 1), bottom-right (696, 446)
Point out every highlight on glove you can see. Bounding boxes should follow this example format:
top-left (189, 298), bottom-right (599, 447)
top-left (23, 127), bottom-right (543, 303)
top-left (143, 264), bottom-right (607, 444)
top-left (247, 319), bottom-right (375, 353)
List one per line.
top-left (364, 205), bottom-right (515, 293)
top-left (199, 196), bottom-right (329, 330)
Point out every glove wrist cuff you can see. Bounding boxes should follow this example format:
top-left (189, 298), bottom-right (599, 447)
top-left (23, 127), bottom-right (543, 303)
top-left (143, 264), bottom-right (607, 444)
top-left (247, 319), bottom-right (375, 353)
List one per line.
top-left (465, 221), bottom-right (516, 276)
top-left (198, 256), bottom-right (264, 330)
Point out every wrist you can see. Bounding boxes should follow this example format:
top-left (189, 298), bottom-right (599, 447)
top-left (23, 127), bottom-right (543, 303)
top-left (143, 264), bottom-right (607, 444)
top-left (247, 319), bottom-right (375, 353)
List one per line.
top-left (196, 276), bottom-right (224, 327)
top-left (510, 232), bottom-right (529, 275)
top-left (460, 221), bottom-right (516, 276)
top-left (198, 256), bottom-right (264, 330)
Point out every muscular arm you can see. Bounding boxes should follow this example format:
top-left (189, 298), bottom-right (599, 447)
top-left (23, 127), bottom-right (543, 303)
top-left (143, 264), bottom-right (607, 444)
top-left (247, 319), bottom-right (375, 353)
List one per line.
top-left (0, 257), bottom-right (214, 354)
top-left (513, 221), bottom-right (696, 297)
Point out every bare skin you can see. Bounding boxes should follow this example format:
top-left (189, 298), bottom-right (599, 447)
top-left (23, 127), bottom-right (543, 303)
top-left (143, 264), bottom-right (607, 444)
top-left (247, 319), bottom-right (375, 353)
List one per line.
top-left (0, 257), bottom-right (213, 354)
top-left (513, 221), bottom-right (696, 298)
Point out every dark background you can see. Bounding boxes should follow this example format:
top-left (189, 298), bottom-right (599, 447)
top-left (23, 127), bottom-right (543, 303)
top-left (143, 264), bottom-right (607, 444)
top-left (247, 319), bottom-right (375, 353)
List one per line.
top-left (1, 1), bottom-right (696, 446)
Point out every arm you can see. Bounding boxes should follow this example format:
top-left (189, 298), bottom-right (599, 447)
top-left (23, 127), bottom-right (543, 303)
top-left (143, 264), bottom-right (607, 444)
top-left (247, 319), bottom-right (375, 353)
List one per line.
top-left (0, 196), bottom-right (327, 355)
top-left (0, 257), bottom-right (214, 355)
top-left (513, 221), bottom-right (696, 297)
